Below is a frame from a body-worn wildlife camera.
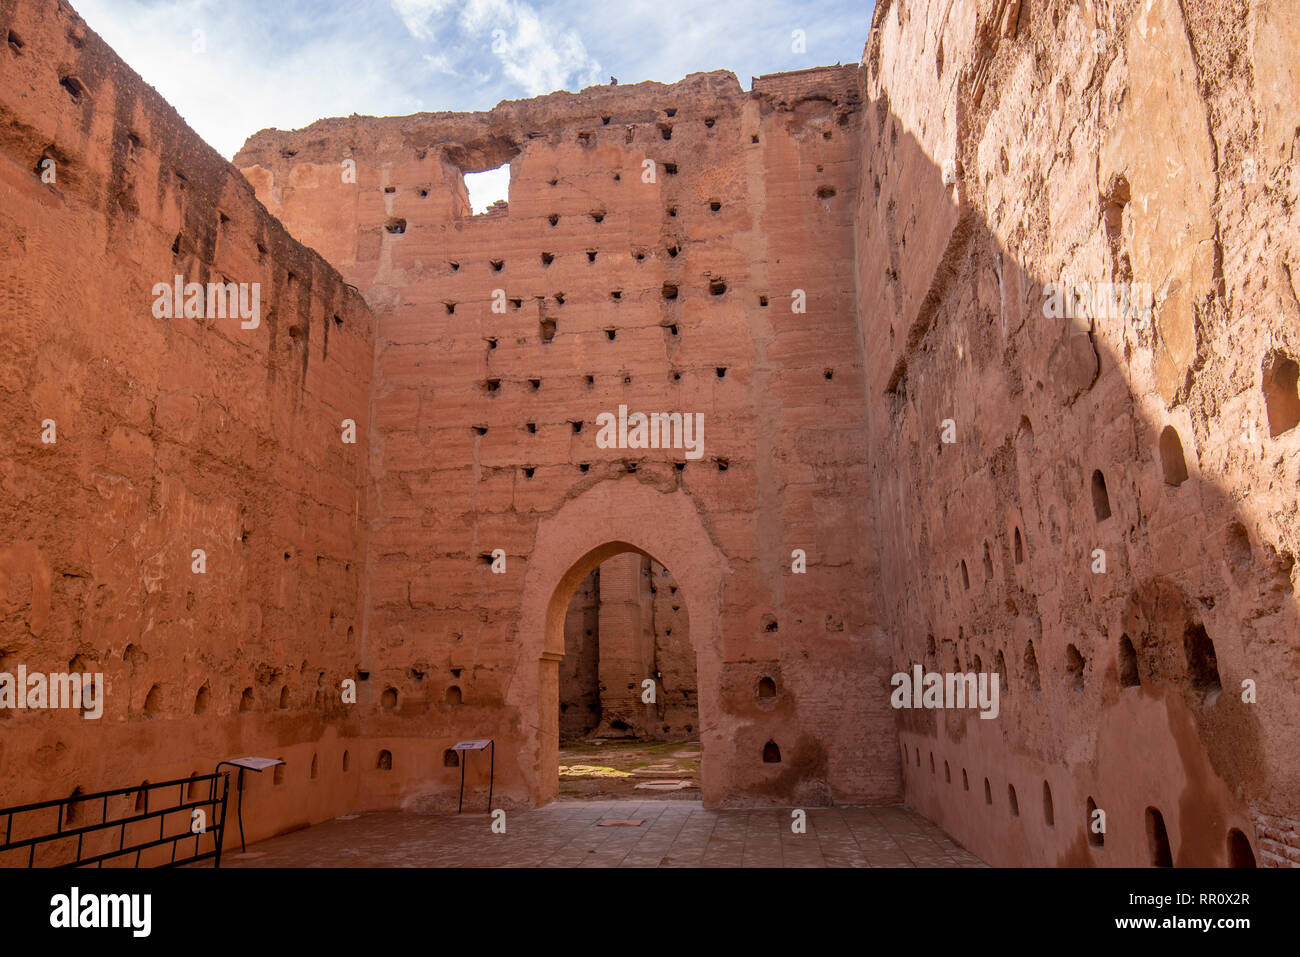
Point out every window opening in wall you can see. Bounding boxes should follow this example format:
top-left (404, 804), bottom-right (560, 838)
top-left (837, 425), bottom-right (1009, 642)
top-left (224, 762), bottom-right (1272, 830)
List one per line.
top-left (1065, 644), bottom-right (1085, 691)
top-left (1146, 807), bottom-right (1173, 867)
top-left (1043, 781), bottom-right (1055, 827)
top-left (763, 741), bottom-right (781, 763)
top-left (1159, 425), bottom-right (1190, 486)
top-left (1091, 469), bottom-right (1112, 521)
top-left (1014, 527), bottom-right (1024, 564)
top-left (1264, 353), bottom-right (1300, 436)
top-left (464, 162), bottom-right (510, 215)
top-left (377, 750), bottom-right (392, 770)
top-left (1119, 635), bottom-right (1140, 687)
top-left (1008, 784), bottom-right (1019, 817)
top-left (984, 778), bottom-right (992, 805)
top-left (1227, 828), bottom-right (1256, 867)
top-left (1024, 640), bottom-right (1041, 693)
top-left (1183, 623), bottom-right (1222, 696)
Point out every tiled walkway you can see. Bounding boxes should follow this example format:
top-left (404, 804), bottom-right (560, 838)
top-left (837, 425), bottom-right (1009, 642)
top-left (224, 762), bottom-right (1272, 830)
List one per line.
top-left (225, 800), bottom-right (985, 867)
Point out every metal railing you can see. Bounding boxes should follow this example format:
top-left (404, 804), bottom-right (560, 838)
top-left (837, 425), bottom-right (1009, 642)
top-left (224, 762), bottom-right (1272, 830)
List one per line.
top-left (0, 771), bottom-right (230, 868)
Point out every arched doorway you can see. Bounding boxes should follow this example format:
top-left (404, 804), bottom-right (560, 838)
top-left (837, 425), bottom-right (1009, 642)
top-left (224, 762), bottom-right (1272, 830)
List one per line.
top-left (556, 550), bottom-right (700, 798)
top-left (506, 479), bottom-right (725, 806)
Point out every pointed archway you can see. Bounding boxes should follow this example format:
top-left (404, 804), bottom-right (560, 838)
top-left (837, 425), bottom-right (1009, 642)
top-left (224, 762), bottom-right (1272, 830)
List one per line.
top-left (505, 478), bottom-right (726, 806)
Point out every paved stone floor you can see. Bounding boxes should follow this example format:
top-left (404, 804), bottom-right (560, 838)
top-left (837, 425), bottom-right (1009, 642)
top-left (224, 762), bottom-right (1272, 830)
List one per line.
top-left (224, 800), bottom-right (985, 867)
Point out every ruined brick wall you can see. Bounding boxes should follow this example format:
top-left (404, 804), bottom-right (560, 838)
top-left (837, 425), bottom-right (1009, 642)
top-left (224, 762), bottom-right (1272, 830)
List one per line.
top-left (859, 0), bottom-right (1300, 866)
top-left (558, 569), bottom-right (598, 739)
top-left (0, 0), bottom-right (373, 846)
top-left (594, 552), bottom-right (647, 735)
top-left (648, 559), bottom-right (697, 739)
top-left (236, 66), bottom-right (896, 810)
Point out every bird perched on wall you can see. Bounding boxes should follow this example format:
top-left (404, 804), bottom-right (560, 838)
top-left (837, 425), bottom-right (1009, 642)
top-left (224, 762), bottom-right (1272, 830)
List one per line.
top-left (610, 75), bottom-right (618, 85)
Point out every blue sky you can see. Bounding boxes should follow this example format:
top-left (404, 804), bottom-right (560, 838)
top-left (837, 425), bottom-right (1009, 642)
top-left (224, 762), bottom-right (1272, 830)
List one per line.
top-left (73, 0), bottom-right (876, 166)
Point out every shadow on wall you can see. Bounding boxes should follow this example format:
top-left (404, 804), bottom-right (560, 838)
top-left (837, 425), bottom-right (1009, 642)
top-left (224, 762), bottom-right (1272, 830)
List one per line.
top-left (863, 103), bottom-right (1298, 868)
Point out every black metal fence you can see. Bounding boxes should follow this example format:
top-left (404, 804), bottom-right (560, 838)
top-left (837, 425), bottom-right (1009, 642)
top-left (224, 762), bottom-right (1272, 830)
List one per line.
top-left (0, 771), bottom-right (230, 868)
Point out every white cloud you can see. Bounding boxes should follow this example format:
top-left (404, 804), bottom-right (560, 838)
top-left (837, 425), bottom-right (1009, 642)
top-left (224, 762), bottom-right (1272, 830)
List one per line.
top-left (391, 0), bottom-right (457, 40)
top-left (65, 0), bottom-right (870, 162)
top-left (457, 0), bottom-right (602, 96)
top-left (423, 53), bottom-right (457, 74)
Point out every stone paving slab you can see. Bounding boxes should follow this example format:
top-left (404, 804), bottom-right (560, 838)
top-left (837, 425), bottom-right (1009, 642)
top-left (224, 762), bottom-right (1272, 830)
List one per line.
top-left (222, 801), bottom-right (986, 868)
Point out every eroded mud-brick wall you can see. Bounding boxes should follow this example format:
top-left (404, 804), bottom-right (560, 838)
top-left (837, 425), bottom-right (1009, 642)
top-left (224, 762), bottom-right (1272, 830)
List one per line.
top-left (0, 0), bottom-right (373, 847)
top-left (859, 0), bottom-right (1300, 866)
top-left (559, 569), bottom-right (599, 739)
top-left (236, 66), bottom-right (897, 810)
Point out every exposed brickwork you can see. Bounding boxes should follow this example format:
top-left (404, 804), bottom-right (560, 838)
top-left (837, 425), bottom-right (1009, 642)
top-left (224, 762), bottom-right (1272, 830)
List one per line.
top-left (0, 0), bottom-right (372, 845)
top-left (235, 65), bottom-right (891, 811)
top-left (861, 0), bottom-right (1299, 866)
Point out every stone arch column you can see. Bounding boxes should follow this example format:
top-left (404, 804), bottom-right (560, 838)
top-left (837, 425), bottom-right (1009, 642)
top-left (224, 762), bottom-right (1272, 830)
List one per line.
top-left (506, 477), bottom-right (727, 806)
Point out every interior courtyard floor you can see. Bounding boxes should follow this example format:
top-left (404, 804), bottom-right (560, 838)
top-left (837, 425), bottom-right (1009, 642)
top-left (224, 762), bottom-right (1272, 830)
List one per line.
top-left (223, 799), bottom-right (986, 868)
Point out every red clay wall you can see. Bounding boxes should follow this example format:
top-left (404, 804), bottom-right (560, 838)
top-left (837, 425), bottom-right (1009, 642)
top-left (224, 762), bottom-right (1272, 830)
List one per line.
top-left (859, 0), bottom-right (1300, 866)
top-left (0, 0), bottom-right (373, 847)
top-left (235, 66), bottom-right (896, 811)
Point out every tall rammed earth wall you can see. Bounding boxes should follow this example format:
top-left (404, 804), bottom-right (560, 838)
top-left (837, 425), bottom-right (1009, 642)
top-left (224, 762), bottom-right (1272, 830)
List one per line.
top-left (235, 65), bottom-right (896, 811)
top-left (0, 0), bottom-right (373, 848)
top-left (2, 0), bottom-right (1298, 866)
top-left (858, 0), bottom-right (1300, 866)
